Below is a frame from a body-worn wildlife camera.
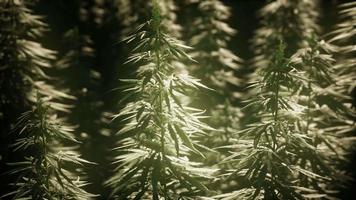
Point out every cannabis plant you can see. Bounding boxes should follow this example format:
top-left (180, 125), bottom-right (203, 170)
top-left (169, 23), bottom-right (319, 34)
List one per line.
top-left (326, 2), bottom-right (356, 190)
top-left (328, 2), bottom-right (356, 103)
top-left (292, 35), bottom-right (356, 194)
top-left (251, 0), bottom-right (320, 69)
top-left (2, 97), bottom-right (94, 199)
top-left (116, 0), bottom-right (181, 38)
top-left (244, 0), bottom-right (321, 130)
top-left (106, 1), bottom-right (216, 199)
top-left (0, 0), bottom-right (74, 114)
top-left (219, 42), bottom-right (344, 199)
top-left (185, 0), bottom-right (243, 169)
top-left (0, 1), bottom-right (96, 198)
top-left (116, 0), bottom-right (187, 83)
top-left (188, 0), bottom-right (242, 102)
top-left (116, 0), bottom-right (187, 81)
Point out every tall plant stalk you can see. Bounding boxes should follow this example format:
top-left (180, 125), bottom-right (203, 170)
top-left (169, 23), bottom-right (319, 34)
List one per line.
top-left (0, 0), bottom-right (75, 113)
top-left (116, 0), bottom-right (181, 38)
top-left (242, 0), bottom-right (321, 132)
top-left (0, 1), bottom-right (96, 198)
top-left (106, 1), bottom-right (216, 199)
top-left (291, 36), bottom-right (356, 196)
top-left (2, 97), bottom-right (95, 199)
top-left (184, 2), bottom-right (244, 189)
top-left (218, 42), bottom-right (342, 199)
top-left (252, 0), bottom-right (320, 66)
top-left (187, 0), bottom-right (242, 108)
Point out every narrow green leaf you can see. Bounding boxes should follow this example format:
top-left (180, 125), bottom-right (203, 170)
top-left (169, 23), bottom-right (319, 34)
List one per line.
top-left (168, 124), bottom-right (179, 156)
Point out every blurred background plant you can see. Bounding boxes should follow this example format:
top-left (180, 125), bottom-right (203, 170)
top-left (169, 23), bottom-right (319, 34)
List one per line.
top-left (0, 0), bottom-right (355, 199)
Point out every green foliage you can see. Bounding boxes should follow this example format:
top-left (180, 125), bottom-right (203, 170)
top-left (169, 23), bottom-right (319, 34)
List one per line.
top-left (244, 0), bottom-right (322, 137)
top-left (116, 0), bottom-right (181, 38)
top-left (184, 1), bottom-right (244, 186)
top-left (291, 36), bottom-right (356, 196)
top-left (328, 2), bottom-right (356, 100)
top-left (106, 3), bottom-right (216, 199)
top-left (0, 0), bottom-right (74, 113)
top-left (1, 0), bottom-right (355, 199)
top-left (0, 1), bottom-right (95, 199)
top-left (252, 0), bottom-right (320, 68)
top-left (2, 97), bottom-right (95, 200)
top-left (188, 0), bottom-right (242, 98)
top-left (220, 40), bottom-right (353, 199)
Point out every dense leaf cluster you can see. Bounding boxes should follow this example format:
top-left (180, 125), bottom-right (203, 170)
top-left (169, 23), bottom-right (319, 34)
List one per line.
top-left (0, 0), bottom-right (74, 113)
top-left (180, 0), bottom-right (244, 168)
top-left (2, 97), bottom-right (94, 199)
top-left (0, 0), bottom-right (355, 199)
top-left (106, 2), bottom-right (216, 199)
top-left (251, 0), bottom-right (320, 68)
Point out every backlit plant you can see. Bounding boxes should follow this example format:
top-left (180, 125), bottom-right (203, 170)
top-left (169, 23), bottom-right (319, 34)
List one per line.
top-left (218, 42), bottom-right (347, 199)
top-left (0, 0), bottom-right (74, 113)
top-left (185, 0), bottom-right (244, 177)
top-left (3, 97), bottom-right (94, 199)
top-left (0, 0), bottom-right (355, 199)
top-left (106, 1), bottom-right (216, 199)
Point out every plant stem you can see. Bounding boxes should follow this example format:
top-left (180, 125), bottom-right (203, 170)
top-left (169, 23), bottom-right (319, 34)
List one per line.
top-left (306, 82), bottom-right (311, 136)
top-left (274, 82), bottom-right (279, 122)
